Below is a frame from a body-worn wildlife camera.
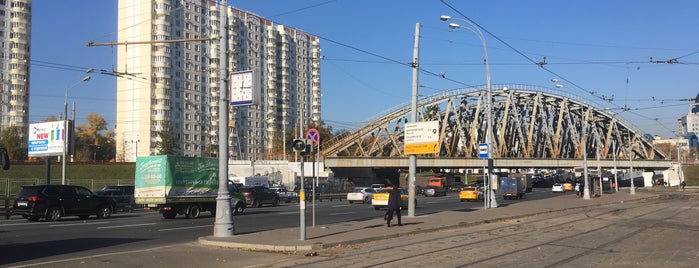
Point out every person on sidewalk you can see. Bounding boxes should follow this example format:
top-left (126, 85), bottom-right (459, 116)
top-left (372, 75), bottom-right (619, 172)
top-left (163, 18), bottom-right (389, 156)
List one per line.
top-left (681, 180), bottom-right (686, 190)
top-left (386, 187), bottom-right (402, 227)
top-left (574, 183), bottom-right (581, 197)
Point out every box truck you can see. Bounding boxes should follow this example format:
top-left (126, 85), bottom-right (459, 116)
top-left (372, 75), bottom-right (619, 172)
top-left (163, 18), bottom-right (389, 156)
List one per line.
top-left (135, 156), bottom-right (246, 219)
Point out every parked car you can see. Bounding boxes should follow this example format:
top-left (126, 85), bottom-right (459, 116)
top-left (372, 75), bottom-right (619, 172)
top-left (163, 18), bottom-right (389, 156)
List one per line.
top-left (372, 188), bottom-right (416, 210)
top-left (459, 186), bottom-right (483, 202)
top-left (240, 186), bottom-right (280, 207)
top-left (12, 184), bottom-right (116, 221)
top-left (270, 187), bottom-right (296, 203)
top-left (94, 185), bottom-right (138, 212)
top-left (552, 183), bottom-right (565, 193)
top-left (423, 186), bottom-right (447, 197)
top-left (346, 187), bottom-right (375, 204)
top-left (370, 184), bottom-right (385, 190)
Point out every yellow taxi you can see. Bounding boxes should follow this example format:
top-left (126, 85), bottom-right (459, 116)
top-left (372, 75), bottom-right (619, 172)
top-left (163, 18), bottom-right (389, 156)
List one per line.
top-left (563, 182), bottom-right (574, 191)
top-left (459, 186), bottom-right (483, 202)
top-left (371, 188), bottom-right (416, 210)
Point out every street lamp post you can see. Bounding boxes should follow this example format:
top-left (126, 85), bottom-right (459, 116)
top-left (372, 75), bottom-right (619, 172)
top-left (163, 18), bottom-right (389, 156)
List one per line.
top-left (628, 130), bottom-right (635, 195)
top-left (62, 73), bottom-right (91, 185)
top-left (441, 15), bottom-right (497, 208)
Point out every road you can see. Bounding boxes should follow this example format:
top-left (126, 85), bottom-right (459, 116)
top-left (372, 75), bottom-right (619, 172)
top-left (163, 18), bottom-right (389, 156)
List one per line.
top-left (1, 188), bottom-right (563, 267)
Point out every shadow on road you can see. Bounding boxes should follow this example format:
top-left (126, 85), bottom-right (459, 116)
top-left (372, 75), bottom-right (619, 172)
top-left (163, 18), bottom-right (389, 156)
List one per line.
top-left (0, 237), bottom-right (148, 266)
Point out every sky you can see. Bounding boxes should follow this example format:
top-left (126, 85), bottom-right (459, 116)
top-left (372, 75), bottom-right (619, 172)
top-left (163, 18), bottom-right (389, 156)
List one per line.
top-left (29, 0), bottom-right (699, 138)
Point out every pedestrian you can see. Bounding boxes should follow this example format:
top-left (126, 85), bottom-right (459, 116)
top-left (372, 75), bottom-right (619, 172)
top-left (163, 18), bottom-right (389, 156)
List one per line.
top-left (681, 180), bottom-right (686, 191)
top-left (385, 187), bottom-right (402, 227)
top-left (574, 183), bottom-right (580, 197)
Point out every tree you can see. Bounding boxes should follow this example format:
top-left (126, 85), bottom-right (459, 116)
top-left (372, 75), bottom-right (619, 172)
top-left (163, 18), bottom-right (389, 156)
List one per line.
top-left (0, 125), bottom-right (27, 160)
top-left (153, 119), bottom-right (180, 155)
top-left (74, 113), bottom-right (115, 161)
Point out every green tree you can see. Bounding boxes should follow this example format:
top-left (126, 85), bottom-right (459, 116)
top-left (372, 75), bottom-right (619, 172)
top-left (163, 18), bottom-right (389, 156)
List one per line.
top-left (0, 125), bottom-right (27, 160)
top-left (153, 119), bottom-right (180, 155)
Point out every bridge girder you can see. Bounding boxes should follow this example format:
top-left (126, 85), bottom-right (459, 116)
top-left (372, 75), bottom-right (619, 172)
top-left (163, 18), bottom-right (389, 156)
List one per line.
top-left (323, 84), bottom-right (666, 161)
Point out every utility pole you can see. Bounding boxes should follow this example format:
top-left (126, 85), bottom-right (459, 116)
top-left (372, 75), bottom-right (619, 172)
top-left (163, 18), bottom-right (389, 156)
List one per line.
top-left (407, 22), bottom-right (420, 218)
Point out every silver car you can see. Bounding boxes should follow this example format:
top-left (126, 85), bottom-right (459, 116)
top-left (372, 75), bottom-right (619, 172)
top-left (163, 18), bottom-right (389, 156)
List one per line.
top-left (346, 187), bottom-right (375, 204)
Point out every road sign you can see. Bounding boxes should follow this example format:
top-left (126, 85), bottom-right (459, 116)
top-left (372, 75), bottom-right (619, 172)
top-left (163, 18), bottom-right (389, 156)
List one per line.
top-left (305, 128), bottom-right (320, 145)
top-left (404, 121), bottom-right (439, 154)
top-left (478, 143), bottom-right (489, 158)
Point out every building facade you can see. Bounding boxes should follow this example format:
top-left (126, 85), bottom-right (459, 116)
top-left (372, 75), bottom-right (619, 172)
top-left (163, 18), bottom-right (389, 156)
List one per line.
top-left (116, 0), bottom-right (321, 162)
top-left (0, 0), bottom-right (31, 142)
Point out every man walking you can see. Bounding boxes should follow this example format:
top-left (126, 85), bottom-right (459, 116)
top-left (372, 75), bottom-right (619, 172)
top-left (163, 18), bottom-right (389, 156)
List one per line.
top-left (386, 187), bottom-right (402, 227)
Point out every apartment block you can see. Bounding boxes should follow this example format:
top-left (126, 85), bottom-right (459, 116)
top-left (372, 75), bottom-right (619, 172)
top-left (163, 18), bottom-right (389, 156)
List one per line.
top-left (0, 0), bottom-right (31, 141)
top-left (116, 0), bottom-right (321, 162)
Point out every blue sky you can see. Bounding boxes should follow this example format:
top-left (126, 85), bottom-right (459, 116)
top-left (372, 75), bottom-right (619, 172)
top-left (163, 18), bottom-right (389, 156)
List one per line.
top-left (29, 0), bottom-right (699, 138)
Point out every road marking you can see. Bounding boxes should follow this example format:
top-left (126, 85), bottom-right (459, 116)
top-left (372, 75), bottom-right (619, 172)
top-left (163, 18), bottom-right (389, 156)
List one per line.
top-left (48, 221), bottom-right (110, 227)
top-left (328, 212), bottom-right (355, 216)
top-left (96, 223), bottom-right (156, 229)
top-left (158, 225), bottom-right (211, 232)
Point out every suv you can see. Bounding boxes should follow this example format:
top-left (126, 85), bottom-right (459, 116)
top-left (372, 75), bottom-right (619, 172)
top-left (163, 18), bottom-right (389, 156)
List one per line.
top-left (95, 185), bottom-right (137, 212)
top-left (240, 186), bottom-right (280, 207)
top-left (13, 185), bottom-right (116, 221)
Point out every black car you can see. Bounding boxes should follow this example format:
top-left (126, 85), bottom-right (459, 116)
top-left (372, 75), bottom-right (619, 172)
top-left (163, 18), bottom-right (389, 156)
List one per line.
top-left (94, 185), bottom-right (138, 212)
top-left (12, 184), bottom-right (116, 221)
top-left (240, 186), bottom-right (280, 207)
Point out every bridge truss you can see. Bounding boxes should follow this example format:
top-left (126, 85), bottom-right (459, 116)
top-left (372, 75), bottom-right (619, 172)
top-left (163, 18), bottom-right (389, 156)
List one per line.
top-left (323, 84), bottom-right (666, 161)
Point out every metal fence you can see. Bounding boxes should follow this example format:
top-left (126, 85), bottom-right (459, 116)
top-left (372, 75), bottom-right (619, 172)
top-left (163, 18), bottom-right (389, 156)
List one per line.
top-left (0, 178), bottom-right (129, 198)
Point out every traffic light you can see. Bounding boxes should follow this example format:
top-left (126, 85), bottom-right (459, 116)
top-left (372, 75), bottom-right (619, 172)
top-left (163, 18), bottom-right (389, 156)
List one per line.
top-left (292, 139), bottom-right (307, 152)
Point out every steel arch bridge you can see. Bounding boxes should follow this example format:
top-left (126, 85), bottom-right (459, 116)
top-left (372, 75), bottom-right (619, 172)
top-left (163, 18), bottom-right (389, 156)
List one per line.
top-left (323, 84), bottom-right (666, 161)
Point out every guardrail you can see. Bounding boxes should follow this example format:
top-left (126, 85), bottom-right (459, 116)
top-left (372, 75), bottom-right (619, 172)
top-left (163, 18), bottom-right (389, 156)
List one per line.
top-left (315, 194), bottom-right (346, 202)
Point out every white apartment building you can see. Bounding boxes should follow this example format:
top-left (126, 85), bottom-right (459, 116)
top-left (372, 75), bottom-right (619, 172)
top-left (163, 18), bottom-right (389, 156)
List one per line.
top-left (116, 0), bottom-right (321, 162)
top-left (0, 0), bottom-right (31, 141)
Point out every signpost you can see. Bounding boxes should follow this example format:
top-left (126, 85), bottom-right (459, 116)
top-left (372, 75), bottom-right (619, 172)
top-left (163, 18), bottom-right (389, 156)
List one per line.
top-left (404, 121), bottom-right (439, 154)
top-left (479, 143), bottom-right (488, 209)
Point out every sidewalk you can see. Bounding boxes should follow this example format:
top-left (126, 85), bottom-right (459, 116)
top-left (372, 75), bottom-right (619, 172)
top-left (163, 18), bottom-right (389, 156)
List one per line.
top-left (199, 189), bottom-right (666, 252)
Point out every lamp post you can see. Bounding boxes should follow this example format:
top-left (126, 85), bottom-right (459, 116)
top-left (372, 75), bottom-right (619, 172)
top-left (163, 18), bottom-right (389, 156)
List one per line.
top-left (628, 130), bottom-right (635, 195)
top-left (62, 73), bottom-right (92, 185)
top-left (441, 15), bottom-right (497, 208)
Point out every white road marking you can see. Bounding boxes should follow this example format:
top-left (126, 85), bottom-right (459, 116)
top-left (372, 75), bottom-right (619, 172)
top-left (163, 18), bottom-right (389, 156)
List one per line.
top-left (96, 223), bottom-right (156, 229)
top-left (328, 212), bottom-right (355, 216)
top-left (158, 225), bottom-right (211, 232)
top-left (48, 221), bottom-right (110, 227)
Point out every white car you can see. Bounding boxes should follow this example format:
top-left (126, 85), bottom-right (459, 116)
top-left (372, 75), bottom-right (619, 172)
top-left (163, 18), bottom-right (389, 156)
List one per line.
top-left (270, 187), bottom-right (297, 203)
top-left (347, 187), bottom-right (375, 204)
top-left (551, 183), bottom-right (565, 193)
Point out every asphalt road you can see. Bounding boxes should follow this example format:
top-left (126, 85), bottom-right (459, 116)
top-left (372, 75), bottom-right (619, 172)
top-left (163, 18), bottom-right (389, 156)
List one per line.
top-left (1, 188), bottom-right (559, 267)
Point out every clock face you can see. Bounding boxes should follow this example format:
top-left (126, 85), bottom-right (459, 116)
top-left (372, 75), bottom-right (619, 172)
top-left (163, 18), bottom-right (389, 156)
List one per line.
top-left (230, 70), bottom-right (255, 106)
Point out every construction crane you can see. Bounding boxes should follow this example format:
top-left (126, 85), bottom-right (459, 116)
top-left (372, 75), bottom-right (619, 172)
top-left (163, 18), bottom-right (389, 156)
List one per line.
top-left (86, 37), bottom-right (216, 47)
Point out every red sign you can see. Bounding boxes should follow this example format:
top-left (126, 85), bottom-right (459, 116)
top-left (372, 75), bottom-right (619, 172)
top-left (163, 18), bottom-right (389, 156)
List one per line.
top-left (306, 128), bottom-right (320, 145)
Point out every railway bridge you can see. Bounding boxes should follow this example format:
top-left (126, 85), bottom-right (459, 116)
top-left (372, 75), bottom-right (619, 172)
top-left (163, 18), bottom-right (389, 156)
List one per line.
top-left (321, 84), bottom-right (672, 180)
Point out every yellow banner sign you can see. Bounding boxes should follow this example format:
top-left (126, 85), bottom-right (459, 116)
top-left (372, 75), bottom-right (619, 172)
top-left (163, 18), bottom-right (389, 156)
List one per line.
top-left (405, 141), bottom-right (439, 155)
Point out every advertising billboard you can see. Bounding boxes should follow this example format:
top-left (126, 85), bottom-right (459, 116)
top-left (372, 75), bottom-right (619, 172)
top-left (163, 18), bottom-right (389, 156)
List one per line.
top-left (27, 120), bottom-right (72, 157)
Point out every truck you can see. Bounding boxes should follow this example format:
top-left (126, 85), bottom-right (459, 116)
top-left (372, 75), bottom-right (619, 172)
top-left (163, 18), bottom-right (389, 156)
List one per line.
top-left (135, 156), bottom-right (246, 219)
top-left (428, 177), bottom-right (446, 188)
top-left (499, 177), bottom-right (525, 199)
top-left (229, 176), bottom-right (269, 187)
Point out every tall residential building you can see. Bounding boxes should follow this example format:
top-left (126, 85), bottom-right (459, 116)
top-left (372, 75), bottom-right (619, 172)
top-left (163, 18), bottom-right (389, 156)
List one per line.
top-left (0, 0), bottom-right (31, 142)
top-left (677, 92), bottom-right (699, 136)
top-left (116, 0), bottom-right (321, 162)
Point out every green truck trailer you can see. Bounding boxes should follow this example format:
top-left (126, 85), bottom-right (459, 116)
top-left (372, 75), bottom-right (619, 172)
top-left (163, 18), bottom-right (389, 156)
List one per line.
top-left (135, 156), bottom-right (245, 219)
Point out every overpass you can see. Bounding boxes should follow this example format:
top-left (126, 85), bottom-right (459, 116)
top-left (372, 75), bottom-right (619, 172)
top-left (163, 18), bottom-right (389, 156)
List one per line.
top-left (321, 84), bottom-right (673, 178)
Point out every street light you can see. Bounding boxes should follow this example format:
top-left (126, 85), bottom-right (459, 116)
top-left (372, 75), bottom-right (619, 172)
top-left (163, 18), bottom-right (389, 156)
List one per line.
top-left (62, 72), bottom-right (92, 185)
top-left (441, 15), bottom-right (497, 208)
